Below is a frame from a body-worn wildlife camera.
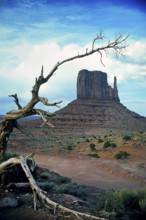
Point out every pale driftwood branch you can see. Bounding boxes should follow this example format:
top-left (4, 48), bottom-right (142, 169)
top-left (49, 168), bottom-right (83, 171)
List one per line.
top-left (38, 97), bottom-right (62, 108)
top-left (0, 155), bottom-right (107, 220)
top-left (34, 109), bottom-right (55, 128)
top-left (20, 155), bottom-right (107, 219)
top-left (9, 94), bottom-right (22, 109)
top-left (0, 157), bottom-right (20, 171)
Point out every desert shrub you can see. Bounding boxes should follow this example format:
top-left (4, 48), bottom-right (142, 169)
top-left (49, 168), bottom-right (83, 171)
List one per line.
top-left (110, 143), bottom-right (117, 148)
top-left (98, 138), bottom-right (103, 143)
top-left (40, 172), bottom-right (51, 180)
top-left (56, 176), bottom-right (71, 184)
top-left (104, 190), bottom-right (124, 214)
top-left (67, 144), bottom-right (73, 150)
top-left (53, 183), bottom-right (86, 196)
top-left (41, 182), bottom-right (56, 191)
top-left (103, 141), bottom-right (117, 149)
top-left (139, 197), bottom-right (146, 211)
top-left (5, 151), bottom-right (20, 160)
top-left (114, 151), bottom-right (130, 159)
top-left (102, 189), bottom-right (146, 219)
top-left (88, 153), bottom-right (100, 158)
top-left (103, 141), bottom-right (111, 148)
top-left (86, 138), bottom-right (90, 142)
top-left (118, 189), bottom-right (146, 210)
top-left (89, 143), bottom-right (96, 151)
top-left (123, 134), bottom-right (132, 141)
top-left (138, 163), bottom-right (145, 168)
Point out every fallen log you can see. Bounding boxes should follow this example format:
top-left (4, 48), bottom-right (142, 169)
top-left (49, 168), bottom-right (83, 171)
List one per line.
top-left (0, 155), bottom-right (108, 220)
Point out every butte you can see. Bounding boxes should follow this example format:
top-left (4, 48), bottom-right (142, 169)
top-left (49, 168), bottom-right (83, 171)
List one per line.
top-left (50, 69), bottom-right (146, 131)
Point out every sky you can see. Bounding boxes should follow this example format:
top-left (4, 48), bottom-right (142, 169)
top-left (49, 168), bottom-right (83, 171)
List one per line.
top-left (0, 0), bottom-right (146, 116)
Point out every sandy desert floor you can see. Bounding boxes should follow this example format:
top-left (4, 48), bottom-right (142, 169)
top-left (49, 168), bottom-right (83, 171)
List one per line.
top-left (1, 127), bottom-right (146, 220)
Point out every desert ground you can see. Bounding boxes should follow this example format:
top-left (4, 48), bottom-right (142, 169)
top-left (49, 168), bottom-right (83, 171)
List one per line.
top-left (1, 122), bottom-right (146, 219)
top-left (9, 123), bottom-right (146, 190)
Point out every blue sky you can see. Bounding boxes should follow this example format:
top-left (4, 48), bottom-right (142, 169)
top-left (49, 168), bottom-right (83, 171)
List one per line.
top-left (0, 0), bottom-right (146, 116)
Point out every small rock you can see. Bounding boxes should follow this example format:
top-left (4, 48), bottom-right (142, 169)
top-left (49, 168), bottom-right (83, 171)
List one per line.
top-left (0, 197), bottom-right (18, 208)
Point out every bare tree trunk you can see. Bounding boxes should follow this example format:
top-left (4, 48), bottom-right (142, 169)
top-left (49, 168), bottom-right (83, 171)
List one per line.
top-left (0, 119), bottom-right (16, 163)
top-left (0, 119), bottom-right (17, 185)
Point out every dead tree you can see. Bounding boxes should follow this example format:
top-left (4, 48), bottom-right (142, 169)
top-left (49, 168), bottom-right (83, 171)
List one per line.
top-left (0, 33), bottom-right (128, 163)
top-left (0, 33), bottom-right (128, 219)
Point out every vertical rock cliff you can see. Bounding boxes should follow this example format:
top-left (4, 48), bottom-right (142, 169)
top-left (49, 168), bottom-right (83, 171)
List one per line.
top-left (77, 69), bottom-right (120, 102)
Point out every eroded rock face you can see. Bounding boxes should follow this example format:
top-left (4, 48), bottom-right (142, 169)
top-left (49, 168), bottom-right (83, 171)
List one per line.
top-left (48, 69), bottom-right (146, 131)
top-left (77, 69), bottom-right (119, 102)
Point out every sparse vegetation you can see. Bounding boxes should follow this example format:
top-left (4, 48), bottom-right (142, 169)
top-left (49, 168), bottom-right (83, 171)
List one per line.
top-left (103, 141), bottom-right (117, 149)
top-left (52, 182), bottom-right (86, 197)
top-left (123, 134), bottom-right (132, 141)
top-left (98, 138), bottom-right (103, 143)
top-left (67, 144), bottom-right (73, 151)
top-left (102, 189), bottom-right (146, 219)
top-left (138, 163), bottom-right (145, 169)
top-left (5, 151), bottom-right (20, 160)
top-left (40, 172), bottom-right (51, 180)
top-left (114, 151), bottom-right (130, 159)
top-left (88, 153), bottom-right (100, 158)
top-left (89, 143), bottom-right (96, 151)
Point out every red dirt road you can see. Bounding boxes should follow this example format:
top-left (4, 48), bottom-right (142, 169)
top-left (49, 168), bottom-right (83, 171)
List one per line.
top-left (17, 150), bottom-right (146, 190)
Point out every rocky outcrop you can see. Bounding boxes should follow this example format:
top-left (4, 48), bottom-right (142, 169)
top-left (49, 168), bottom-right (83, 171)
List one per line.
top-left (49, 70), bottom-right (146, 131)
top-left (77, 69), bottom-right (119, 102)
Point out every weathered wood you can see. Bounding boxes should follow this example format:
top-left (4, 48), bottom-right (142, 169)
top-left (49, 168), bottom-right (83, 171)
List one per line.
top-left (0, 155), bottom-right (108, 220)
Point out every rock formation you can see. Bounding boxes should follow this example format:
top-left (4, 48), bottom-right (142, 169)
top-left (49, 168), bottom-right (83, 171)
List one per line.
top-left (50, 69), bottom-right (146, 131)
top-left (77, 69), bottom-right (119, 102)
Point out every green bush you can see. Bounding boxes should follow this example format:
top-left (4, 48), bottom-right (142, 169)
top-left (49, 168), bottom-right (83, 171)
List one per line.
top-left (88, 153), bottom-right (100, 158)
top-left (98, 138), bottom-right (103, 143)
top-left (67, 144), bottom-right (73, 150)
top-left (114, 151), bottom-right (130, 159)
top-left (139, 197), bottom-right (146, 211)
top-left (53, 183), bottom-right (86, 196)
top-left (5, 151), bottom-right (20, 160)
top-left (110, 143), bottom-right (117, 148)
top-left (103, 141), bottom-right (111, 148)
top-left (89, 143), bottom-right (96, 151)
top-left (104, 190), bottom-right (124, 213)
top-left (56, 176), bottom-right (71, 184)
top-left (123, 135), bottom-right (132, 141)
top-left (40, 172), bottom-right (51, 180)
top-left (103, 141), bottom-right (117, 149)
top-left (103, 189), bottom-right (146, 218)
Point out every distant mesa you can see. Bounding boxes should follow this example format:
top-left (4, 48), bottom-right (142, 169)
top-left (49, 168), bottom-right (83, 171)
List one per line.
top-left (50, 69), bottom-right (146, 131)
